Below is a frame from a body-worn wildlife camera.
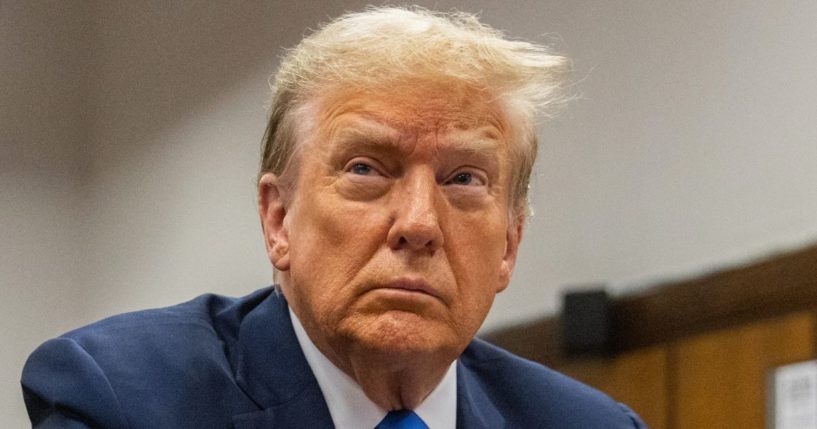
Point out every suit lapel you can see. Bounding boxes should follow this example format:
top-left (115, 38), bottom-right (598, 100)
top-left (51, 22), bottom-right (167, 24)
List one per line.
top-left (230, 291), bottom-right (334, 428)
top-left (232, 387), bottom-right (333, 428)
top-left (456, 359), bottom-right (505, 429)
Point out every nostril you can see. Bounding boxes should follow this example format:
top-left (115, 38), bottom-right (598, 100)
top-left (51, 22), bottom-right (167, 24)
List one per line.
top-left (399, 236), bottom-right (408, 245)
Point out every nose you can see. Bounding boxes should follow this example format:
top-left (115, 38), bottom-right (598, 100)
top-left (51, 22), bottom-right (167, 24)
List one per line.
top-left (386, 170), bottom-right (444, 253)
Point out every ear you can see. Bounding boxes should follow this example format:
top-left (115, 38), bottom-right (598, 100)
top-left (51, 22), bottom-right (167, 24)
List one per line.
top-left (258, 173), bottom-right (291, 272)
top-left (496, 213), bottom-right (524, 293)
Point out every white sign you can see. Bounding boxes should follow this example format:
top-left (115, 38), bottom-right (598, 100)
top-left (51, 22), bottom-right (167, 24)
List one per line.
top-left (773, 360), bottom-right (817, 429)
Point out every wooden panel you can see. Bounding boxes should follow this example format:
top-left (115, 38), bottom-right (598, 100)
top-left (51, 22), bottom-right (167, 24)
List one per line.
top-left (613, 243), bottom-right (817, 351)
top-left (672, 311), bottom-right (817, 429)
top-left (484, 243), bottom-right (817, 356)
top-left (556, 346), bottom-right (668, 429)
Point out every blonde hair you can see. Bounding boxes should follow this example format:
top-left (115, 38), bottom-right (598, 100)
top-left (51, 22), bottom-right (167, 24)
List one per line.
top-left (260, 6), bottom-right (570, 215)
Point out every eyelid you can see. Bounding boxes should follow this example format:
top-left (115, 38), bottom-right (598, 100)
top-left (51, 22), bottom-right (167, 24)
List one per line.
top-left (444, 167), bottom-right (489, 186)
top-left (343, 157), bottom-right (387, 176)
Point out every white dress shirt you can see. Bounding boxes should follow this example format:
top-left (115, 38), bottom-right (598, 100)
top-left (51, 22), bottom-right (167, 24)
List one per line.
top-left (289, 307), bottom-right (457, 429)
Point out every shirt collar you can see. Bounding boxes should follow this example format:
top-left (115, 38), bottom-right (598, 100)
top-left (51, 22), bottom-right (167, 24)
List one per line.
top-left (289, 307), bottom-right (457, 429)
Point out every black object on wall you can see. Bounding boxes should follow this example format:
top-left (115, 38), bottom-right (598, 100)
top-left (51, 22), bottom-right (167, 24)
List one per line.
top-left (562, 289), bottom-right (610, 356)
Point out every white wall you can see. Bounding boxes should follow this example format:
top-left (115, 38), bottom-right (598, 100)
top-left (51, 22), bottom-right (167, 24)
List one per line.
top-left (0, 1), bottom-right (93, 424)
top-left (4, 1), bottom-right (817, 425)
top-left (484, 0), bottom-right (817, 325)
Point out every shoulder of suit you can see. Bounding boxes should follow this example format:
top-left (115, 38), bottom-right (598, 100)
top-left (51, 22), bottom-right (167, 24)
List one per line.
top-left (461, 337), bottom-right (643, 427)
top-left (461, 337), bottom-right (612, 399)
top-left (58, 286), bottom-right (276, 354)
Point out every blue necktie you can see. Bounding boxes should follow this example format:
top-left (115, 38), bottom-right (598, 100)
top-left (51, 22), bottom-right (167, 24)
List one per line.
top-left (375, 410), bottom-right (429, 429)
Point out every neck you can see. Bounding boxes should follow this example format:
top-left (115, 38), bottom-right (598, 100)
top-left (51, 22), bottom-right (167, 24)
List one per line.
top-left (342, 350), bottom-right (453, 410)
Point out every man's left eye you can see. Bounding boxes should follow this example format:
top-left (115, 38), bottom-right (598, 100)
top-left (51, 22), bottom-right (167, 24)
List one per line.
top-left (446, 171), bottom-right (485, 186)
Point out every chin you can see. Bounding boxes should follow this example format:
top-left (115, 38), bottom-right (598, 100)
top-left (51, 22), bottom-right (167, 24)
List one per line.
top-left (348, 310), bottom-right (464, 359)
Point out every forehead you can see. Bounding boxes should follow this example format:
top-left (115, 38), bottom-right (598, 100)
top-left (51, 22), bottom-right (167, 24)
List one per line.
top-left (311, 85), bottom-right (512, 141)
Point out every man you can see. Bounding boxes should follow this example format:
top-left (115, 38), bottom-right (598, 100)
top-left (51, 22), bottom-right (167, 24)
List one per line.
top-left (22, 7), bottom-right (645, 428)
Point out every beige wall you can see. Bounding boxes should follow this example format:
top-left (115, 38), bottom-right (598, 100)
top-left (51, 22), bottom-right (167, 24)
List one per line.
top-left (4, 1), bottom-right (817, 425)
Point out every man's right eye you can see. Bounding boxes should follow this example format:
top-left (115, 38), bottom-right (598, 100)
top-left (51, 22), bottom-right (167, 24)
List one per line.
top-left (350, 163), bottom-right (374, 175)
top-left (342, 158), bottom-right (388, 180)
top-left (346, 159), bottom-right (388, 177)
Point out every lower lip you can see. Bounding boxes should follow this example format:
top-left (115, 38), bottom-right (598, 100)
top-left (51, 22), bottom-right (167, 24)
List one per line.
top-left (371, 287), bottom-right (436, 301)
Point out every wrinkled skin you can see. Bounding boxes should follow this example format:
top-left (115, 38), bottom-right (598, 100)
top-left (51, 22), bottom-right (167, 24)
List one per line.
top-left (258, 85), bottom-right (523, 409)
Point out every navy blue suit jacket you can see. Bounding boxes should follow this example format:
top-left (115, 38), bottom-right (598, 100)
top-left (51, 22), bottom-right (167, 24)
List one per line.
top-left (22, 287), bottom-right (646, 428)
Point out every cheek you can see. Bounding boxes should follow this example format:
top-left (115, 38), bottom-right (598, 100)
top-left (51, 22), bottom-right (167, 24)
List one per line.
top-left (444, 209), bottom-right (508, 310)
top-left (286, 190), bottom-right (391, 303)
top-left (305, 196), bottom-right (389, 258)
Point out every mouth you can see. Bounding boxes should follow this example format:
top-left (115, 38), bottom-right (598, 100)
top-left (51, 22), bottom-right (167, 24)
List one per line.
top-left (371, 278), bottom-right (441, 301)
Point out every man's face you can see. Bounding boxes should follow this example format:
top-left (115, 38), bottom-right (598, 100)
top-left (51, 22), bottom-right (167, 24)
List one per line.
top-left (260, 85), bottom-right (523, 368)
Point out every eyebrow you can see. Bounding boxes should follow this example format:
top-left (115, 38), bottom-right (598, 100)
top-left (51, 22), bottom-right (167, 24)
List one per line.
top-left (440, 126), bottom-right (503, 155)
top-left (327, 114), bottom-right (504, 170)
top-left (333, 124), bottom-right (400, 149)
